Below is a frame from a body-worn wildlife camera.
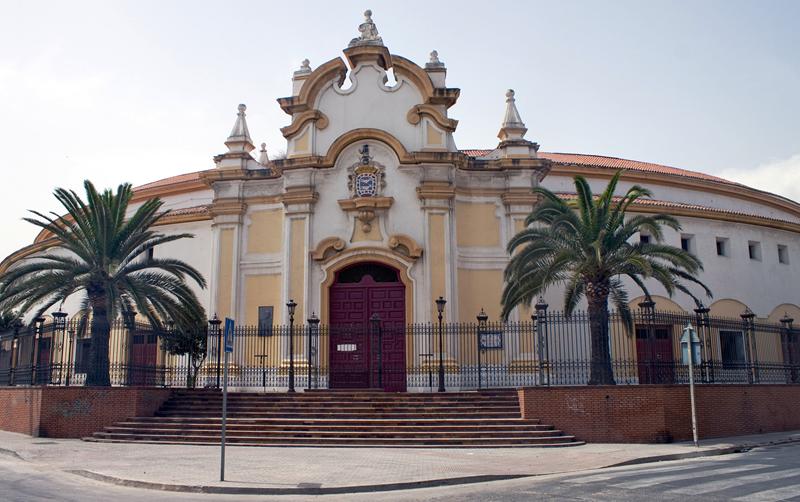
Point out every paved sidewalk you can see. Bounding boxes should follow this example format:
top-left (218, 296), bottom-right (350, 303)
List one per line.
top-left (1, 430), bottom-right (798, 494)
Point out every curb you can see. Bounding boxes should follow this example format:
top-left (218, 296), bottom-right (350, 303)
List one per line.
top-left (67, 470), bottom-right (530, 495)
top-left (50, 435), bottom-right (800, 495)
top-left (605, 436), bottom-right (800, 468)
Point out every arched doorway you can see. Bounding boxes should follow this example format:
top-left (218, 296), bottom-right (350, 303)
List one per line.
top-left (329, 262), bottom-right (406, 391)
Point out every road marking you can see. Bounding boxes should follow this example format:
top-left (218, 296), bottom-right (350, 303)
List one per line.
top-left (731, 481), bottom-right (800, 501)
top-left (668, 467), bottom-right (800, 495)
top-left (568, 462), bottom-right (724, 484)
top-left (614, 464), bottom-right (769, 489)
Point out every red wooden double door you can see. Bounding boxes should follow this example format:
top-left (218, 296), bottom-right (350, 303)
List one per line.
top-left (329, 263), bottom-right (406, 391)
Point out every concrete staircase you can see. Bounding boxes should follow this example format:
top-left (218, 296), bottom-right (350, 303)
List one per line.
top-left (85, 389), bottom-right (583, 448)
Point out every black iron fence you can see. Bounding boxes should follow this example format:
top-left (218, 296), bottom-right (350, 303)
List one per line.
top-left (0, 309), bottom-right (798, 390)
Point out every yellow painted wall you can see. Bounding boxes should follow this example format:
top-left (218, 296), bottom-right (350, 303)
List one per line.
top-left (512, 218), bottom-right (530, 320)
top-left (629, 295), bottom-right (687, 313)
top-left (429, 213), bottom-right (446, 309)
top-left (457, 269), bottom-right (504, 322)
top-left (216, 228), bottom-right (234, 318)
top-left (709, 298), bottom-right (749, 319)
top-left (289, 218), bottom-right (306, 320)
top-left (456, 202), bottom-right (500, 247)
top-left (244, 274), bottom-right (283, 325)
top-left (426, 122), bottom-right (444, 146)
top-left (247, 210), bottom-right (283, 254)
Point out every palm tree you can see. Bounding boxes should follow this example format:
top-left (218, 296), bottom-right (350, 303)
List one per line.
top-left (0, 181), bottom-right (206, 386)
top-left (501, 171), bottom-right (711, 385)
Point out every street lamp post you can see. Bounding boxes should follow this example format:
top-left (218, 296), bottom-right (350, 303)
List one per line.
top-left (287, 299), bottom-right (297, 393)
top-left (779, 314), bottom-right (796, 383)
top-left (535, 297), bottom-right (549, 386)
top-left (476, 308), bottom-right (488, 389)
top-left (209, 315), bottom-right (222, 388)
top-left (693, 302), bottom-right (711, 382)
top-left (741, 307), bottom-right (757, 383)
top-left (307, 312), bottom-right (320, 390)
top-left (435, 296), bottom-right (446, 393)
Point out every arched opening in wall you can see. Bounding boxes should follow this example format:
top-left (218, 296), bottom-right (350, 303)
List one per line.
top-left (328, 261), bottom-right (406, 391)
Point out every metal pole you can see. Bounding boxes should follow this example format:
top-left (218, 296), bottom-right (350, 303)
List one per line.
top-left (288, 314), bottom-right (295, 393)
top-left (307, 324), bottom-right (312, 390)
top-left (220, 348), bottom-right (229, 481)
top-left (686, 323), bottom-right (699, 448)
top-left (477, 309), bottom-right (488, 390)
top-left (437, 312), bottom-right (445, 393)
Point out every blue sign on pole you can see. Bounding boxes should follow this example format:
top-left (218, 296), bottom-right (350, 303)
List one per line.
top-left (224, 318), bottom-right (235, 353)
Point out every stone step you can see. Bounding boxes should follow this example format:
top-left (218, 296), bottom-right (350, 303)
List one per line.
top-left (88, 432), bottom-right (580, 446)
top-left (154, 413), bottom-right (522, 420)
top-left (158, 399), bottom-right (520, 406)
top-left (83, 390), bottom-right (580, 449)
top-left (105, 423), bottom-right (554, 433)
top-left (99, 427), bottom-right (564, 438)
top-left (155, 403), bottom-right (519, 413)
top-left (127, 417), bottom-right (541, 426)
top-left (84, 437), bottom-right (586, 448)
top-left (104, 422), bottom-right (555, 432)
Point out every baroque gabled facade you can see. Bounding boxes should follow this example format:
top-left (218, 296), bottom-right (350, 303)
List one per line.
top-left (3, 10), bottom-right (800, 390)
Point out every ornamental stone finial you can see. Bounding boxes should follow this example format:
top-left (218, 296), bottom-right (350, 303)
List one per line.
top-left (294, 58), bottom-right (312, 78)
top-left (426, 49), bottom-right (445, 69)
top-left (349, 8), bottom-right (383, 47)
top-left (228, 104), bottom-right (251, 142)
top-left (258, 142), bottom-right (270, 165)
top-left (501, 89), bottom-right (526, 129)
top-left (224, 103), bottom-right (255, 154)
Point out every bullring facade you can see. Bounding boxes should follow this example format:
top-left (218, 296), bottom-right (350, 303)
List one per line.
top-left (2, 10), bottom-right (799, 386)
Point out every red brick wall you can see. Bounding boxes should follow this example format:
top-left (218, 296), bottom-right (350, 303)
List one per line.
top-left (0, 387), bottom-right (173, 438)
top-left (519, 385), bottom-right (800, 443)
top-left (0, 388), bottom-right (42, 436)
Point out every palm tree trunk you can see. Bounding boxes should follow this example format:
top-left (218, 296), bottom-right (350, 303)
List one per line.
top-left (86, 294), bottom-right (111, 386)
top-left (587, 291), bottom-right (616, 385)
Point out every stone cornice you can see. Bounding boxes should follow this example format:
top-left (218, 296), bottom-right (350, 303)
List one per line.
top-left (337, 196), bottom-right (394, 212)
top-left (417, 182), bottom-right (456, 201)
top-left (209, 199), bottom-right (247, 218)
top-left (282, 187), bottom-right (319, 207)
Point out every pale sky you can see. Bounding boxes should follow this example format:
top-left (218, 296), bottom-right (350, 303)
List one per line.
top-left (1, 0), bottom-right (798, 260)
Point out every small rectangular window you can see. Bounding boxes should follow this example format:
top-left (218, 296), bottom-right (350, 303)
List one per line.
top-left (778, 244), bottom-right (789, 265)
top-left (640, 234), bottom-right (651, 244)
top-left (680, 234), bottom-right (694, 253)
top-left (716, 237), bottom-right (729, 257)
top-left (748, 241), bottom-right (761, 261)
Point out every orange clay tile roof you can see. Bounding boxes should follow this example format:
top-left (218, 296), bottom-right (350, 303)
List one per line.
top-left (135, 172), bottom-right (202, 191)
top-left (555, 193), bottom-right (797, 226)
top-left (462, 150), bottom-right (737, 185)
top-left (131, 151), bottom-right (736, 194)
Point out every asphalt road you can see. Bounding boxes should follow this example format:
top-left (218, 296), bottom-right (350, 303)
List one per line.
top-left (367, 442), bottom-right (800, 502)
top-left (1, 443), bottom-right (799, 501)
